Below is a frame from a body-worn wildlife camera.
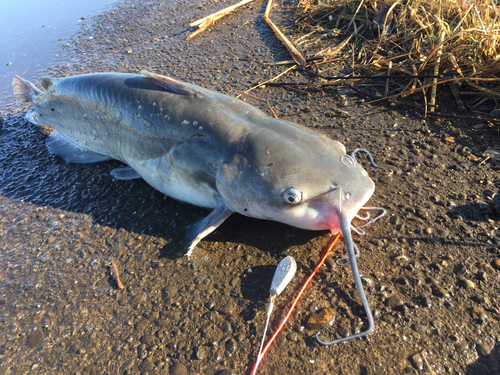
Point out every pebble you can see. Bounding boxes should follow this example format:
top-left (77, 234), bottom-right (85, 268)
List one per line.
top-left (139, 359), bottom-right (154, 372)
top-left (436, 228), bottom-right (449, 237)
top-left (194, 346), bottom-right (206, 360)
top-left (26, 331), bottom-right (44, 349)
top-left (225, 338), bottom-right (237, 353)
top-left (454, 263), bottom-right (468, 277)
top-left (479, 262), bottom-right (495, 274)
top-left (140, 334), bottom-right (155, 346)
top-left (477, 271), bottom-right (488, 281)
top-left (386, 295), bottom-right (404, 308)
top-left (306, 308), bottom-right (335, 330)
top-left (379, 175), bottom-right (393, 184)
top-left (121, 359), bottom-right (135, 371)
top-left (389, 215), bottom-right (401, 225)
top-left (471, 306), bottom-right (488, 324)
top-left (169, 362), bottom-right (188, 375)
top-left (460, 279), bottom-right (475, 290)
top-left (430, 195), bottom-right (441, 203)
top-left (432, 285), bottom-right (450, 298)
top-left (476, 343), bottom-right (492, 357)
top-left (130, 295), bottom-right (144, 306)
top-left (492, 259), bottom-right (500, 270)
top-left (455, 341), bottom-right (468, 351)
top-left (416, 207), bottom-right (428, 219)
top-left (336, 324), bottom-right (351, 337)
top-left (411, 324), bottom-right (427, 335)
top-left (135, 319), bottom-right (149, 331)
top-left (218, 304), bottom-right (233, 315)
top-left (410, 352), bottom-right (424, 371)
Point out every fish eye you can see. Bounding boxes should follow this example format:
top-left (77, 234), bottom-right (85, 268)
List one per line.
top-left (341, 155), bottom-right (355, 167)
top-left (283, 187), bottom-right (302, 205)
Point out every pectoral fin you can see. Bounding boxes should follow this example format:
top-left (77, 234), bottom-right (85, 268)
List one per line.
top-left (46, 131), bottom-right (112, 163)
top-left (111, 166), bottom-right (142, 180)
top-left (185, 200), bottom-right (233, 256)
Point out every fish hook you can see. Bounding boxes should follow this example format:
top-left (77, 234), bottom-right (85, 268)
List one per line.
top-left (317, 216), bottom-right (375, 345)
top-left (355, 206), bottom-right (387, 230)
top-left (336, 243), bottom-right (360, 266)
top-left (350, 148), bottom-right (383, 169)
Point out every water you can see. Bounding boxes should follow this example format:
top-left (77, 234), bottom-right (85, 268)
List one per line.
top-left (0, 0), bottom-right (117, 112)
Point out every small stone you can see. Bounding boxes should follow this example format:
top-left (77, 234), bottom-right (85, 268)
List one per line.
top-left (306, 308), bottom-right (335, 330)
top-left (121, 360), bottom-right (135, 371)
top-left (416, 207), bottom-right (428, 219)
top-left (194, 346), bottom-right (206, 360)
top-left (225, 338), bottom-right (237, 353)
top-left (471, 306), bottom-right (488, 324)
top-left (454, 264), bottom-right (468, 277)
top-left (27, 331), bottom-right (44, 349)
top-left (477, 271), bottom-right (488, 281)
top-left (430, 195), bottom-right (441, 203)
top-left (479, 262), bottom-right (495, 274)
top-left (460, 279), bottom-right (475, 290)
top-left (432, 285), bottom-right (450, 298)
top-left (169, 362), bottom-right (188, 375)
top-left (139, 359), bottom-right (154, 372)
top-left (130, 295), bottom-right (144, 306)
top-left (492, 259), bottom-right (500, 270)
top-left (425, 277), bottom-right (439, 285)
top-left (141, 334), bottom-right (155, 346)
top-left (362, 278), bottom-right (374, 287)
top-left (135, 319), bottom-right (149, 331)
top-left (219, 304), bottom-right (233, 315)
top-left (411, 323), bottom-right (427, 335)
top-left (155, 318), bottom-right (169, 328)
top-left (336, 323), bottom-right (351, 337)
top-left (476, 343), bottom-right (492, 356)
top-left (411, 352), bottom-right (424, 371)
top-left (389, 216), bottom-right (401, 225)
top-left (386, 295), bottom-right (404, 308)
top-left (436, 228), bottom-right (449, 237)
top-left (379, 175), bottom-right (393, 184)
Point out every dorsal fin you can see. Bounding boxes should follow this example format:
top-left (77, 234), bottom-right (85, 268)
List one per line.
top-left (39, 77), bottom-right (53, 91)
top-left (140, 70), bottom-right (196, 96)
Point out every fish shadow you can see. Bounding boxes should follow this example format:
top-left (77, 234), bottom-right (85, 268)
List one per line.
top-left (159, 212), bottom-right (322, 260)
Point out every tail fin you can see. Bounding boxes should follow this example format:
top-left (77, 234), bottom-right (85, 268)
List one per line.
top-left (12, 76), bottom-right (44, 103)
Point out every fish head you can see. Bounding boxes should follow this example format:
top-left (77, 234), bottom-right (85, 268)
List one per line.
top-left (216, 128), bottom-right (375, 235)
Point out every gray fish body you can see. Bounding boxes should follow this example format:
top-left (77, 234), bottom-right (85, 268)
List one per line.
top-left (13, 71), bottom-right (375, 250)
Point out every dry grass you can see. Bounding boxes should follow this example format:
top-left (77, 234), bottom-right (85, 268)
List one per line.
top-left (291, 0), bottom-right (500, 118)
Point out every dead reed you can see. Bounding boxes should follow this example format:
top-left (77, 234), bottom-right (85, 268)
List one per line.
top-left (293, 0), bottom-right (500, 118)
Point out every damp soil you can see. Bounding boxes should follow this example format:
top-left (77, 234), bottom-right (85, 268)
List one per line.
top-left (1, 1), bottom-right (500, 374)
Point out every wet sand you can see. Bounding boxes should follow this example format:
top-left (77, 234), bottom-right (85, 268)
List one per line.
top-left (1, 0), bottom-right (500, 374)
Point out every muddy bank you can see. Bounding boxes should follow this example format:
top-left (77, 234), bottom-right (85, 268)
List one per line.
top-left (1, 1), bottom-right (500, 374)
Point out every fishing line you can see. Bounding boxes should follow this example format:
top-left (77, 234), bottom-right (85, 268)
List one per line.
top-left (250, 233), bottom-right (341, 375)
